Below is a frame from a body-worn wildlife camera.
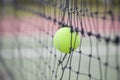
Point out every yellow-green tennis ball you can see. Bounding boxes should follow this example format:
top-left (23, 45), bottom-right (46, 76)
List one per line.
top-left (54, 27), bottom-right (80, 53)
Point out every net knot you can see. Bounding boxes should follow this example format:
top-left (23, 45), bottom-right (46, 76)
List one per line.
top-left (113, 36), bottom-right (120, 45)
top-left (96, 34), bottom-right (101, 39)
top-left (76, 71), bottom-right (79, 74)
top-left (88, 74), bottom-right (91, 78)
top-left (105, 62), bottom-right (108, 66)
top-left (54, 54), bottom-right (56, 57)
top-left (53, 18), bottom-right (57, 23)
top-left (79, 50), bottom-right (82, 54)
top-left (108, 10), bottom-right (113, 15)
top-left (94, 11), bottom-right (98, 15)
top-left (102, 16), bottom-right (106, 20)
top-left (75, 27), bottom-right (79, 33)
top-left (116, 66), bottom-right (119, 71)
top-left (58, 21), bottom-right (63, 25)
top-left (81, 28), bottom-right (85, 36)
top-left (98, 57), bottom-right (100, 61)
top-left (47, 16), bottom-right (51, 20)
top-left (87, 32), bottom-right (92, 36)
top-left (50, 50), bottom-right (52, 54)
top-left (70, 26), bottom-right (74, 33)
top-left (89, 54), bottom-right (92, 58)
top-left (105, 37), bottom-right (110, 44)
top-left (69, 66), bottom-right (72, 70)
top-left (55, 75), bottom-right (57, 78)
top-left (52, 70), bottom-right (54, 73)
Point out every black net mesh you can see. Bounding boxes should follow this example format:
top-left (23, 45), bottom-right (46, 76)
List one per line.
top-left (0, 0), bottom-right (120, 80)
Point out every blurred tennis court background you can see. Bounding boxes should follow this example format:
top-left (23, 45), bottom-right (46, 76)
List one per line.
top-left (0, 0), bottom-right (120, 80)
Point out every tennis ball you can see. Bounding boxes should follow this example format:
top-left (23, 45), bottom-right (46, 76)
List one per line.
top-left (54, 27), bottom-right (80, 53)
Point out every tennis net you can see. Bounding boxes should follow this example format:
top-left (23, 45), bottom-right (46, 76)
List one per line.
top-left (0, 0), bottom-right (120, 80)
